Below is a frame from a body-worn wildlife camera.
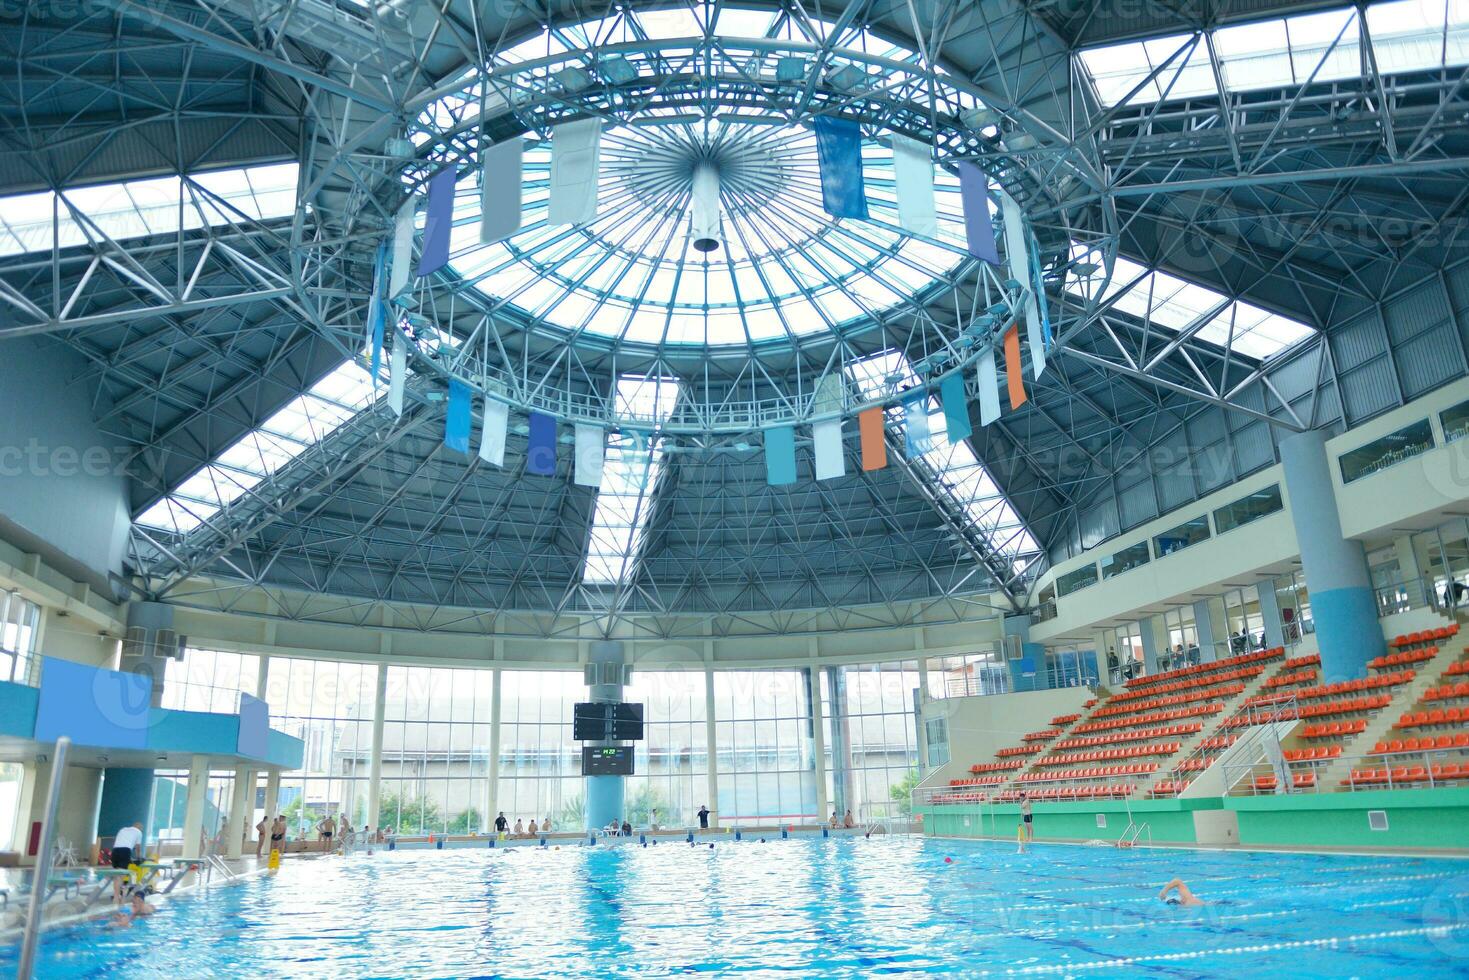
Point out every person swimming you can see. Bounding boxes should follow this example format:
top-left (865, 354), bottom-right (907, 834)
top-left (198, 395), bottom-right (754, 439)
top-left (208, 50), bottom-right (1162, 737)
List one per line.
top-left (1158, 878), bottom-right (1207, 907)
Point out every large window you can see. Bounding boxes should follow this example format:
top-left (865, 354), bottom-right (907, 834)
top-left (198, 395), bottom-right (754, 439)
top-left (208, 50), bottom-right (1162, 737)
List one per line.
top-left (1056, 563), bottom-right (1099, 597)
top-left (264, 657), bottom-right (376, 838)
top-left (1213, 484), bottom-right (1283, 534)
top-left (1100, 541), bottom-right (1150, 580)
top-left (0, 592), bottom-right (40, 685)
top-left (831, 661), bottom-right (920, 820)
top-left (162, 647), bottom-right (260, 713)
top-left (927, 651), bottom-right (1009, 699)
top-left (1154, 515), bottom-right (1211, 557)
top-left (623, 670), bottom-right (707, 827)
top-left (497, 670), bottom-right (583, 828)
top-left (381, 666), bottom-right (494, 836)
top-left (713, 670), bottom-right (822, 826)
top-left (1339, 419), bottom-right (1434, 484)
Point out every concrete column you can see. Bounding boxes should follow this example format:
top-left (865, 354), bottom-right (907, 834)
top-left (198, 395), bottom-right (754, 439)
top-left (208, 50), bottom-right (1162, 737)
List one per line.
top-left (180, 755), bottom-right (210, 860)
top-left (1192, 599), bottom-right (1217, 661)
top-left (366, 663), bottom-right (388, 832)
top-left (824, 665), bottom-right (851, 816)
top-left (584, 641), bottom-right (625, 832)
top-left (1256, 580), bottom-right (1285, 649)
top-left (255, 655), bottom-right (270, 699)
top-left (119, 601), bottom-right (175, 708)
top-left (703, 667), bottom-right (719, 828)
top-left (263, 770), bottom-right (280, 823)
top-left (224, 766), bottom-right (253, 859)
top-left (12, 759), bottom-right (49, 862)
top-left (1394, 533), bottom-right (1425, 605)
top-left (483, 667), bottom-right (501, 834)
top-left (1281, 429), bottom-right (1385, 680)
top-left (808, 665), bottom-right (829, 822)
top-left (914, 657), bottom-right (930, 771)
top-left (1139, 616), bottom-right (1163, 675)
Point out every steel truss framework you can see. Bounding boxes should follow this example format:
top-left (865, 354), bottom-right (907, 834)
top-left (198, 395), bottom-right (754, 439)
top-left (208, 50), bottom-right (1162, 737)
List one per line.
top-left (0, 0), bottom-right (1465, 638)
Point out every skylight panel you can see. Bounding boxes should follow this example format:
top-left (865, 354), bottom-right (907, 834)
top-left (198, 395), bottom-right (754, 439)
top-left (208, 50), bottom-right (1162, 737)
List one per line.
top-left (1063, 243), bottom-right (1316, 359)
top-left (0, 162), bottom-right (298, 258)
top-left (581, 375), bottom-right (681, 584)
top-left (844, 351), bottom-right (1040, 572)
top-left (134, 358), bottom-right (378, 534)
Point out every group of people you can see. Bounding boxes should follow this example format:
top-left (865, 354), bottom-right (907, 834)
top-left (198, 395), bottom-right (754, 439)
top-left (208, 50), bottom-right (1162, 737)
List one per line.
top-left (494, 812), bottom-right (555, 837)
top-left (827, 809), bottom-right (858, 829)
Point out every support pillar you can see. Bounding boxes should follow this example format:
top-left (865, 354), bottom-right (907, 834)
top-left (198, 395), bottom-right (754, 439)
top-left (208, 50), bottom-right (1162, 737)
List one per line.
top-left (1281, 430), bottom-right (1385, 680)
top-left (808, 666), bottom-right (829, 823)
top-left (263, 770), bottom-right (280, 824)
top-left (181, 755), bottom-right (210, 860)
top-left (1256, 581), bottom-right (1285, 649)
top-left (914, 657), bottom-right (930, 771)
top-left (583, 641), bottom-right (626, 833)
top-left (366, 663), bottom-right (387, 833)
top-left (1394, 533), bottom-right (1426, 606)
top-left (483, 668), bottom-right (501, 834)
top-left (255, 655), bottom-right (270, 699)
top-left (225, 766), bottom-right (253, 859)
top-left (1139, 616), bottom-right (1164, 676)
top-left (703, 668), bottom-right (719, 828)
top-left (13, 759), bottom-right (49, 864)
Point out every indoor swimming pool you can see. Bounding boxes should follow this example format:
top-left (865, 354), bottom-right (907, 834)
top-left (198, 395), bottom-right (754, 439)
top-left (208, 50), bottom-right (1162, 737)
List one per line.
top-left (4, 836), bottom-right (1467, 977)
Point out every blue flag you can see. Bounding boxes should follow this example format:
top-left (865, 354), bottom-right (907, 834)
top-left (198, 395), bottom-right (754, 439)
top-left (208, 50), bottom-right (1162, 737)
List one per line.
top-left (445, 379), bottom-right (471, 454)
top-left (764, 425), bottom-right (797, 486)
top-left (958, 161), bottom-right (999, 265)
top-left (813, 117), bottom-right (868, 220)
top-left (417, 165), bottom-right (457, 277)
top-left (940, 372), bottom-right (973, 444)
top-left (527, 411), bottom-right (557, 476)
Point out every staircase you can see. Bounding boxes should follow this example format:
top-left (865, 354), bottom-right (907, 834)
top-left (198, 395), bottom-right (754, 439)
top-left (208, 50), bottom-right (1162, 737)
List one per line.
top-left (1317, 640), bottom-right (1469, 788)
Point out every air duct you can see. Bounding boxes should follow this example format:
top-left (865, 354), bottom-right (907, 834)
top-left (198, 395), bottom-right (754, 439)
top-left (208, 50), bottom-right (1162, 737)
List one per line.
top-left (690, 163), bottom-right (721, 253)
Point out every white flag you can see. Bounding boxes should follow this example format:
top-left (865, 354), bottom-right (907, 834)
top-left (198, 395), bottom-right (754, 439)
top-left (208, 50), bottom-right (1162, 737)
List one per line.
top-left (1002, 190), bottom-right (1045, 379)
top-left (813, 418), bottom-right (845, 481)
top-left (977, 348), bottom-right (1001, 426)
top-left (480, 138), bottom-right (523, 243)
top-left (904, 398), bottom-right (932, 455)
top-left (389, 197), bottom-right (416, 298)
top-left (479, 399), bottom-right (508, 468)
top-left (574, 423), bottom-right (605, 488)
top-left (388, 341), bottom-right (406, 417)
top-left (890, 135), bottom-right (938, 238)
top-left (548, 118), bottom-right (602, 226)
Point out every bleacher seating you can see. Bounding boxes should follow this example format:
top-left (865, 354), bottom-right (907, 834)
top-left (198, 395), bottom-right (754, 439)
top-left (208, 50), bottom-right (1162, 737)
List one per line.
top-left (1391, 624), bottom-right (1459, 648)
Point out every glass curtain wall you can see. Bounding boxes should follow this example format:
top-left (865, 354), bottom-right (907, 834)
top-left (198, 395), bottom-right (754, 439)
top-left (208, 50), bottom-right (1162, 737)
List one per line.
top-left (264, 657), bottom-right (376, 838)
top-left (497, 670), bottom-right (584, 828)
top-left (713, 670), bottom-right (822, 827)
top-left (380, 666), bottom-right (495, 835)
top-left (1099, 623), bottom-right (1145, 683)
top-left (623, 669), bottom-right (707, 827)
top-left (0, 592), bottom-right (41, 685)
top-left (829, 661), bottom-right (921, 820)
top-left (926, 651), bottom-right (1009, 699)
top-left (1222, 589), bottom-right (1266, 652)
top-left (1274, 572), bottom-right (1313, 642)
top-left (162, 647), bottom-right (260, 713)
top-left (1161, 607), bottom-right (1199, 668)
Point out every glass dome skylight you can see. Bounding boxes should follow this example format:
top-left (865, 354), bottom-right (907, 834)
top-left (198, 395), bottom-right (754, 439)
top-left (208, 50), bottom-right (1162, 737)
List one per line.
top-left (445, 118), bottom-right (970, 347)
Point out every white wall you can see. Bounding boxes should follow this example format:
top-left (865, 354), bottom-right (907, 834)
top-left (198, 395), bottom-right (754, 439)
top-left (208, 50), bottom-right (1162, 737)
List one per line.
top-left (920, 686), bottom-right (1094, 788)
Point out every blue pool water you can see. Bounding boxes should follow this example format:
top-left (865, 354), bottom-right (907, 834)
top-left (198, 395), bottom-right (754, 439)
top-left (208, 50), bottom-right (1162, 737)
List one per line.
top-left (5, 836), bottom-right (1469, 977)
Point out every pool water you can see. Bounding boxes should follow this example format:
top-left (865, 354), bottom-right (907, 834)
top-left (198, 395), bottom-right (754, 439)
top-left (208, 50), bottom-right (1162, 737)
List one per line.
top-left (5, 836), bottom-right (1468, 977)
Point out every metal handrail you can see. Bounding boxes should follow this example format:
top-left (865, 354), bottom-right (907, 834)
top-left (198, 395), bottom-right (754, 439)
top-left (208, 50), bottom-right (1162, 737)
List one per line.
top-left (17, 736), bottom-right (69, 980)
top-left (1228, 746), bottom-right (1469, 796)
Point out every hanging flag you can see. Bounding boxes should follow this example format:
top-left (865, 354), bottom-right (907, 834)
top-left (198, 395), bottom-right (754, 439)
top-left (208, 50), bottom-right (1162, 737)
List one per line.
top-left (527, 411), bottom-right (557, 476)
top-left (417, 166), bottom-right (457, 277)
top-left (445, 379), bottom-right (471, 454)
top-left (813, 117), bottom-right (869, 220)
top-left (940, 372), bottom-right (972, 443)
top-left (1004, 325), bottom-right (1027, 410)
top-left (481, 138), bottom-right (523, 243)
top-left (859, 407), bottom-right (887, 471)
top-left (389, 197), bottom-right (415, 298)
top-left (1033, 235), bottom-right (1054, 352)
top-left (977, 347), bottom-right (1001, 426)
top-left (890, 134), bottom-right (938, 238)
top-left (903, 395), bottom-right (932, 456)
top-left (813, 418), bottom-right (845, 481)
top-left (764, 425), bottom-right (797, 486)
top-left (958, 161), bottom-right (999, 265)
top-left (574, 423), bottom-right (605, 488)
top-left (548, 118), bottom-right (603, 226)
top-left (479, 398), bottom-right (508, 467)
top-left (366, 243), bottom-right (387, 381)
top-left (1001, 191), bottom-right (1045, 378)
top-left (388, 341), bottom-right (406, 417)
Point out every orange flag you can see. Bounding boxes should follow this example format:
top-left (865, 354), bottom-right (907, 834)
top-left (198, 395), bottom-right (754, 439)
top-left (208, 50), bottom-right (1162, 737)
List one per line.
top-left (1004, 325), bottom-right (1027, 410)
top-left (859, 407), bottom-right (887, 471)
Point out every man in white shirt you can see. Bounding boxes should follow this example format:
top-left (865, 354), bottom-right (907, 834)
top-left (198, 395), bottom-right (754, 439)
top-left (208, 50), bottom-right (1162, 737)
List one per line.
top-left (111, 822), bottom-right (144, 901)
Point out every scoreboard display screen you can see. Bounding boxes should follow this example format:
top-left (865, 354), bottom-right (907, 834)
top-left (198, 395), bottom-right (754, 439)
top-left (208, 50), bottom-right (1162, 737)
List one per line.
top-left (573, 702), bottom-right (645, 740)
top-left (582, 746), bottom-right (634, 776)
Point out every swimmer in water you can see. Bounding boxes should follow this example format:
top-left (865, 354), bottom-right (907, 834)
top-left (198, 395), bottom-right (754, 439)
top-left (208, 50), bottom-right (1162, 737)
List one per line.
top-left (1158, 878), bottom-right (1206, 907)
